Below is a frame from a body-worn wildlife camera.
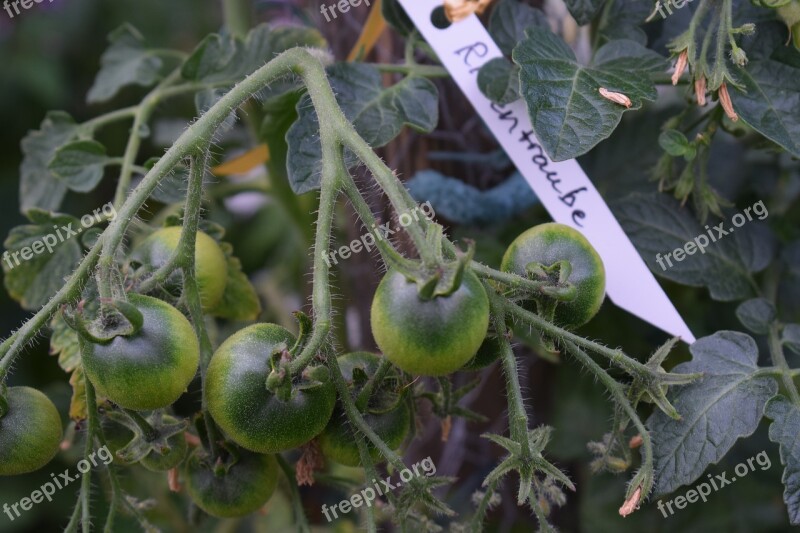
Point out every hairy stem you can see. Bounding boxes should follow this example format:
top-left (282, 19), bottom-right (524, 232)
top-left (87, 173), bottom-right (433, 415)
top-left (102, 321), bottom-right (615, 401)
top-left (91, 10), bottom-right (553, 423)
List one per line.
top-left (276, 455), bottom-right (311, 533)
top-left (769, 323), bottom-right (800, 406)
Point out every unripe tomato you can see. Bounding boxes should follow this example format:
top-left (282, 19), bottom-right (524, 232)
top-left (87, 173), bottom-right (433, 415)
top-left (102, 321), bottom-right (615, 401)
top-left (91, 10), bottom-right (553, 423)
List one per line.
top-left (140, 416), bottom-right (188, 472)
top-left (501, 223), bottom-right (605, 328)
top-left (318, 352), bottom-right (410, 467)
top-left (132, 227), bottom-right (227, 312)
top-left (206, 323), bottom-right (336, 453)
top-left (81, 294), bottom-right (200, 411)
top-left (0, 387), bottom-right (62, 476)
top-left (371, 269), bottom-right (490, 376)
top-left (185, 448), bottom-right (279, 518)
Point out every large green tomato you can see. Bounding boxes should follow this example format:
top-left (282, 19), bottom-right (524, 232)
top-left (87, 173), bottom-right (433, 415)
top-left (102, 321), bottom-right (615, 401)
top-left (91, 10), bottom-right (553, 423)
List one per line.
top-left (0, 387), bottom-right (63, 476)
top-left (185, 448), bottom-right (279, 518)
top-left (206, 323), bottom-right (336, 454)
top-left (81, 294), bottom-right (200, 411)
top-left (132, 227), bottom-right (227, 312)
top-left (371, 269), bottom-right (490, 376)
top-left (501, 223), bottom-right (606, 328)
top-left (318, 352), bottom-right (410, 467)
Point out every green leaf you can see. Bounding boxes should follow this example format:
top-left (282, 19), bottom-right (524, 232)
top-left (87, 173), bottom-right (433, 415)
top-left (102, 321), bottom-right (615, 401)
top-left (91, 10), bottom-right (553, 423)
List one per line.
top-left (784, 324), bottom-right (800, 354)
top-left (487, 0), bottom-right (549, 56)
top-left (477, 58), bottom-right (520, 105)
top-left (48, 140), bottom-right (113, 193)
top-left (613, 192), bottom-right (777, 301)
top-left (729, 60), bottom-right (800, 157)
top-left (563, 0), bottom-right (605, 26)
top-left (659, 129), bottom-right (691, 157)
top-left (19, 111), bottom-right (80, 213)
top-left (382, 0), bottom-right (415, 36)
top-left (182, 24), bottom-right (326, 83)
top-left (736, 298), bottom-right (777, 335)
top-left (596, 0), bottom-right (650, 45)
top-left (405, 170), bottom-right (537, 226)
top-left (209, 242), bottom-right (262, 321)
top-left (50, 311), bottom-right (81, 373)
top-left (765, 395), bottom-right (800, 524)
top-left (648, 331), bottom-right (778, 496)
top-left (2, 210), bottom-right (84, 310)
top-left (286, 64), bottom-right (439, 194)
top-left (87, 24), bottom-right (163, 104)
top-left (512, 30), bottom-right (661, 161)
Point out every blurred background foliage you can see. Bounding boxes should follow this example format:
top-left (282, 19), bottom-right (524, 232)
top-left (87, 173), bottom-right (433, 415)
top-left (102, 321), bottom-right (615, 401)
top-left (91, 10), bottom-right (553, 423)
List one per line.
top-left (0, 0), bottom-right (795, 531)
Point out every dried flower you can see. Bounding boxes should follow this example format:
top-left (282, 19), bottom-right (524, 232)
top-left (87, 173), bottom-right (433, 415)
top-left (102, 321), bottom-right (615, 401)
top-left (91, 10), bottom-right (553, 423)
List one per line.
top-left (444, 0), bottom-right (493, 23)
top-left (718, 83), bottom-right (739, 122)
top-left (672, 50), bottom-right (688, 85)
top-left (168, 468), bottom-right (181, 492)
top-left (619, 485), bottom-right (643, 517)
top-left (599, 88), bottom-right (632, 108)
top-left (694, 75), bottom-right (707, 106)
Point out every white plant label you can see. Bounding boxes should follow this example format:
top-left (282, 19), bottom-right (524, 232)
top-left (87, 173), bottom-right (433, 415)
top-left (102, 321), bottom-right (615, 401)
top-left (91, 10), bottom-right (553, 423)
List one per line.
top-left (397, 0), bottom-right (696, 343)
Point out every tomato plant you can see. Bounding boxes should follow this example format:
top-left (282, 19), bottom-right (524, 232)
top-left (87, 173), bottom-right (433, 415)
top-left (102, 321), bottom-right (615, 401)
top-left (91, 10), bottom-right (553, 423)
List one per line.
top-left (0, 0), bottom-right (799, 531)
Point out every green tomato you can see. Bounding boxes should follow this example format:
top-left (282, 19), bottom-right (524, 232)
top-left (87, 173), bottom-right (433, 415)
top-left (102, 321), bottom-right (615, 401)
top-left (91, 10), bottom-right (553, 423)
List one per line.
top-left (371, 269), bottom-right (490, 376)
top-left (0, 387), bottom-right (62, 476)
top-left (140, 416), bottom-right (188, 472)
top-left (206, 324), bottom-right (336, 454)
top-left (501, 223), bottom-right (606, 328)
top-left (318, 352), bottom-right (410, 467)
top-left (81, 294), bottom-right (200, 411)
top-left (132, 227), bottom-right (227, 312)
top-left (185, 448), bottom-right (279, 518)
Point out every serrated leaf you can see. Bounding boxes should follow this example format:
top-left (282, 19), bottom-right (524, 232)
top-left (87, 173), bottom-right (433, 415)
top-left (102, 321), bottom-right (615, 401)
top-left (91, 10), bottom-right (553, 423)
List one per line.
top-left (487, 0), bottom-right (549, 56)
top-left (765, 395), bottom-right (800, 524)
top-left (512, 30), bottom-right (661, 161)
top-left (563, 0), bottom-right (605, 26)
top-left (87, 24), bottom-right (163, 104)
top-left (69, 366), bottom-right (88, 422)
top-left (48, 140), bottom-right (113, 193)
top-left (405, 170), bottom-right (537, 226)
top-left (736, 298), bottom-right (777, 335)
top-left (729, 60), bottom-right (800, 157)
top-left (50, 311), bottom-right (81, 373)
top-left (286, 63), bottom-right (438, 194)
top-left (649, 331), bottom-right (778, 496)
top-left (209, 242), bottom-right (261, 321)
top-left (2, 210), bottom-right (84, 310)
top-left (182, 24), bottom-right (326, 83)
top-left (784, 324), bottom-right (800, 355)
top-left (19, 111), bottom-right (80, 213)
top-left (477, 57), bottom-right (520, 105)
top-left (613, 192), bottom-right (776, 301)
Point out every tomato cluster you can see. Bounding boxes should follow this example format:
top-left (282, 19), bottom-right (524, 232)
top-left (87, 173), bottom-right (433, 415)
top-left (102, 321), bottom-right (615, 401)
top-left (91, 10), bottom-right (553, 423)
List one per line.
top-left (0, 221), bottom-right (604, 520)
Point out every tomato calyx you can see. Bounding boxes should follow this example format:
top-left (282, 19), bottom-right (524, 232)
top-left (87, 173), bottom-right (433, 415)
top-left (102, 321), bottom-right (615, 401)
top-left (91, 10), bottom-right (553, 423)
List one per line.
top-left (106, 410), bottom-right (188, 464)
top-left (63, 297), bottom-right (145, 345)
top-left (265, 311), bottom-right (324, 400)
